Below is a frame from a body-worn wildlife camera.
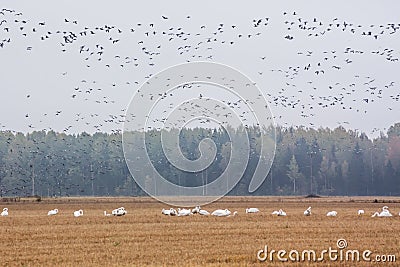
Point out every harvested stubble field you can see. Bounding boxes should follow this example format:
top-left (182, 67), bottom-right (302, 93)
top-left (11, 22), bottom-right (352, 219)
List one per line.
top-left (0, 196), bottom-right (399, 266)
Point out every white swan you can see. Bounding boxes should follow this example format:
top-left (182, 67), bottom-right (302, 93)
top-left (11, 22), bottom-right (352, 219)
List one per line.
top-left (272, 209), bottom-right (286, 216)
top-left (211, 209), bottom-right (231, 217)
top-left (198, 209), bottom-right (210, 216)
top-left (372, 206), bottom-right (392, 217)
top-left (169, 208), bottom-right (177, 216)
top-left (47, 208), bottom-right (58, 216)
top-left (304, 207), bottom-right (311, 216)
top-left (246, 208), bottom-right (260, 213)
top-left (1, 208), bottom-right (8, 216)
top-left (191, 206), bottom-right (201, 214)
top-left (73, 209), bottom-right (83, 217)
top-left (177, 208), bottom-right (192, 216)
top-left (161, 208), bottom-right (171, 215)
top-left (230, 211), bottom-right (238, 217)
top-left (161, 208), bottom-right (177, 216)
top-left (357, 209), bottom-right (365, 215)
top-left (380, 206), bottom-right (392, 217)
top-left (112, 207), bottom-right (127, 216)
top-left (211, 209), bottom-right (237, 217)
top-left (326, 211), bottom-right (337, 217)
top-left (278, 209), bottom-right (287, 216)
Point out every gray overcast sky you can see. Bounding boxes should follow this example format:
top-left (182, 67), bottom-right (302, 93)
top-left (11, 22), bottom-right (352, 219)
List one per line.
top-left (1, 0), bottom-right (399, 137)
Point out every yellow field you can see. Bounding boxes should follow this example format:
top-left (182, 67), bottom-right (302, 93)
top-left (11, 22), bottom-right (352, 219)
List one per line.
top-left (1, 196), bottom-right (399, 266)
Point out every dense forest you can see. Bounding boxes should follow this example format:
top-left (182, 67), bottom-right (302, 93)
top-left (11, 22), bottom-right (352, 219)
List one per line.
top-left (0, 123), bottom-right (400, 197)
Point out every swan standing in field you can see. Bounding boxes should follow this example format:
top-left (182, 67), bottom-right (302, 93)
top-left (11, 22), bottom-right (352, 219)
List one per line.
top-left (357, 209), bottom-right (365, 215)
top-left (177, 208), bottom-right (192, 216)
top-left (1, 208), bottom-right (8, 216)
top-left (304, 207), bottom-right (312, 216)
top-left (47, 208), bottom-right (58, 216)
top-left (246, 208), bottom-right (260, 214)
top-left (372, 206), bottom-right (392, 217)
top-left (326, 211), bottom-right (337, 217)
top-left (73, 209), bottom-right (83, 217)
top-left (112, 207), bottom-right (127, 216)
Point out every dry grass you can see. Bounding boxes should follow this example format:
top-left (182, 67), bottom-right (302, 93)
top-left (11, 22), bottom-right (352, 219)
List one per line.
top-left (0, 196), bottom-right (399, 266)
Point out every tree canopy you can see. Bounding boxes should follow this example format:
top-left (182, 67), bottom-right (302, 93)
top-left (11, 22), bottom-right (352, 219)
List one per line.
top-left (0, 123), bottom-right (399, 197)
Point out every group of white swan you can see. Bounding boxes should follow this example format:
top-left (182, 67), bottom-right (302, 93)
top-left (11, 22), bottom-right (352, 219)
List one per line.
top-left (2, 206), bottom-right (399, 218)
top-left (323, 206), bottom-right (396, 217)
top-left (271, 206), bottom-right (397, 217)
top-left (48, 207), bottom-right (127, 217)
top-left (1, 207), bottom-right (126, 217)
top-left (177, 208), bottom-right (192, 216)
top-left (161, 206), bottom-right (237, 217)
top-left (161, 206), bottom-right (213, 216)
top-left (159, 206), bottom-right (400, 218)
top-left (47, 208), bottom-right (84, 217)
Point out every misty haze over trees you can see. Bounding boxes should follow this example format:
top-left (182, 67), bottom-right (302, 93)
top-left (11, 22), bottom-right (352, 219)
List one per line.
top-left (0, 123), bottom-right (399, 198)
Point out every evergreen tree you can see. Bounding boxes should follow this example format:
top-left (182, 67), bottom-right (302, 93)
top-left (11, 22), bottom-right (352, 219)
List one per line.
top-left (287, 155), bottom-right (303, 194)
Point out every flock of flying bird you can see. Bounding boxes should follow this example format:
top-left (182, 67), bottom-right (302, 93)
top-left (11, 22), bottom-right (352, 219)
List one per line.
top-left (1, 205), bottom-right (397, 218)
top-left (1, 7), bottom-right (399, 135)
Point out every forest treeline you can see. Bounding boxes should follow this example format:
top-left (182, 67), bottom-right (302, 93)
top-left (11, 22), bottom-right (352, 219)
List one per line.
top-left (0, 123), bottom-right (400, 197)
